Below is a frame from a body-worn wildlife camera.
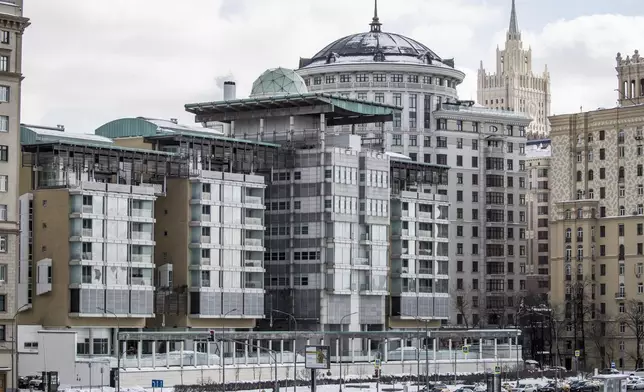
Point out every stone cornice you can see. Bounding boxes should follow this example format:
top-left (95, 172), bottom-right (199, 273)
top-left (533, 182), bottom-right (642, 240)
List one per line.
top-left (297, 62), bottom-right (466, 81)
top-left (0, 14), bottom-right (29, 33)
top-left (434, 110), bottom-right (532, 126)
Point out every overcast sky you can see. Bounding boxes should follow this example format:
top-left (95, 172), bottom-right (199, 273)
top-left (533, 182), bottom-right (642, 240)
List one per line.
top-left (20, 0), bottom-right (644, 133)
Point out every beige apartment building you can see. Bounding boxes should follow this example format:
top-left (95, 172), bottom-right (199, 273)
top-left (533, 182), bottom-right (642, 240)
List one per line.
top-left (550, 49), bottom-right (644, 370)
top-left (0, 1), bottom-right (29, 391)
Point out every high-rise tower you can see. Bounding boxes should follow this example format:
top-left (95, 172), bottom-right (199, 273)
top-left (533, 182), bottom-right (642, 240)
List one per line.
top-left (477, 0), bottom-right (551, 138)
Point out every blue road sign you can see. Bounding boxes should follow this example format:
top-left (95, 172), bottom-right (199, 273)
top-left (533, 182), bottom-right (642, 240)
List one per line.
top-left (611, 362), bottom-right (616, 369)
top-left (152, 380), bottom-right (164, 388)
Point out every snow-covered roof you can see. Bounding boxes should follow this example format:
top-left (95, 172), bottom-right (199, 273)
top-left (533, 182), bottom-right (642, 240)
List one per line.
top-left (21, 125), bottom-right (115, 145)
top-left (526, 143), bottom-right (551, 158)
top-left (140, 117), bottom-right (223, 135)
top-left (385, 151), bottom-right (411, 160)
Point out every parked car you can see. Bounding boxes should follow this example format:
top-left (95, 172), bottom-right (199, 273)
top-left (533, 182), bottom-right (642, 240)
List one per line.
top-left (599, 368), bottom-right (622, 375)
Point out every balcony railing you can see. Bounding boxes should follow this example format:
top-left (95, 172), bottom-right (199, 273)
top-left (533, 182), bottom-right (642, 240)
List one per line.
top-left (245, 217), bottom-right (262, 226)
top-left (418, 268), bottom-right (433, 275)
top-left (244, 259), bottom-right (263, 268)
top-left (131, 208), bottom-right (153, 218)
top-left (131, 254), bottom-right (152, 263)
top-left (245, 281), bottom-right (263, 289)
top-left (200, 214), bottom-right (211, 222)
top-left (419, 286), bottom-right (433, 293)
top-left (615, 292), bottom-right (626, 300)
top-left (359, 283), bottom-right (371, 291)
top-left (201, 192), bottom-right (211, 200)
top-left (245, 238), bottom-right (262, 247)
top-left (418, 211), bottom-right (433, 220)
top-left (82, 205), bottom-right (93, 213)
top-left (418, 230), bottom-right (432, 238)
top-left (131, 231), bottom-right (152, 241)
top-left (82, 252), bottom-right (92, 260)
top-left (401, 229), bottom-right (409, 236)
top-left (353, 257), bottom-right (369, 266)
top-left (82, 228), bottom-right (92, 237)
top-left (246, 196), bottom-right (262, 205)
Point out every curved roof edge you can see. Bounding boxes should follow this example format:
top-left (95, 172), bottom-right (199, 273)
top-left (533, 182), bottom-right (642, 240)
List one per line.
top-left (95, 117), bottom-right (224, 140)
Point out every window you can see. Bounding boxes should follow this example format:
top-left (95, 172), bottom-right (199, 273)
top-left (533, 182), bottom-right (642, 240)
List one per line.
top-left (0, 175), bottom-right (6, 192)
top-left (0, 56), bottom-right (7, 72)
top-left (0, 294), bottom-right (5, 311)
top-left (0, 205), bottom-right (6, 221)
top-left (0, 86), bottom-right (8, 103)
top-left (0, 31), bottom-right (8, 44)
top-left (0, 145), bottom-right (6, 163)
top-left (391, 74), bottom-right (403, 83)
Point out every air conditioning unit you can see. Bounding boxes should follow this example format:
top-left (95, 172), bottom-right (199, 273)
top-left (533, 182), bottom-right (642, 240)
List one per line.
top-left (401, 267), bottom-right (409, 273)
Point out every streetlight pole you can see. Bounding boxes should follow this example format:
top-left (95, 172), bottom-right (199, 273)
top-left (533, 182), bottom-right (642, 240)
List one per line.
top-left (272, 310), bottom-right (297, 392)
top-left (98, 307), bottom-right (120, 392)
top-left (12, 303), bottom-right (29, 392)
top-left (339, 312), bottom-right (357, 392)
top-left (221, 308), bottom-right (237, 392)
top-left (227, 339), bottom-right (279, 392)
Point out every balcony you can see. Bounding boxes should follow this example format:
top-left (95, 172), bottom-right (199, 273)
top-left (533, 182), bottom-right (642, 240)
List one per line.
top-left (245, 281), bottom-right (263, 289)
top-left (82, 205), bottom-right (93, 213)
top-left (565, 237), bottom-right (571, 243)
top-left (417, 230), bottom-right (432, 238)
top-left (245, 238), bottom-right (263, 247)
top-left (130, 254), bottom-right (152, 263)
top-left (201, 192), bottom-right (211, 201)
top-left (246, 196), bottom-right (262, 205)
top-left (418, 249), bottom-right (433, 256)
top-left (131, 277), bottom-right (152, 286)
top-left (359, 283), bottom-right (371, 292)
top-left (82, 228), bottom-right (92, 237)
top-left (245, 217), bottom-right (262, 226)
top-left (131, 231), bottom-right (153, 241)
top-left (82, 252), bottom-right (92, 260)
top-left (418, 211), bottom-right (433, 221)
top-left (577, 236), bottom-right (583, 242)
top-left (401, 229), bottom-right (409, 236)
top-left (360, 233), bottom-right (371, 243)
top-left (244, 259), bottom-right (263, 268)
top-left (419, 286), bottom-right (433, 293)
top-left (353, 257), bottom-right (369, 267)
top-left (615, 292), bottom-right (626, 300)
top-left (418, 268), bottom-right (433, 275)
top-left (202, 280), bottom-right (211, 287)
top-left (131, 208), bottom-right (153, 218)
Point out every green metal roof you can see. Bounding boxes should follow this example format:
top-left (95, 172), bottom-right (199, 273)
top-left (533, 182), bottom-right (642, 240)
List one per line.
top-left (22, 140), bottom-right (176, 156)
top-left (95, 117), bottom-right (279, 148)
top-left (185, 92), bottom-right (402, 124)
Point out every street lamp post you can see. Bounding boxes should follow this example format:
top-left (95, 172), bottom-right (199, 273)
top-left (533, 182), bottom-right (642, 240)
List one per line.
top-left (339, 312), bottom-right (357, 392)
top-left (12, 303), bottom-right (30, 392)
top-left (98, 307), bottom-right (120, 392)
top-left (221, 308), bottom-right (238, 392)
top-left (272, 310), bottom-right (297, 392)
top-left (227, 339), bottom-right (279, 392)
top-left (522, 309), bottom-right (559, 387)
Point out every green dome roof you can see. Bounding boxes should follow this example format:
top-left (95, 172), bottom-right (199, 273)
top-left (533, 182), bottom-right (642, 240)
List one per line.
top-left (250, 67), bottom-right (308, 98)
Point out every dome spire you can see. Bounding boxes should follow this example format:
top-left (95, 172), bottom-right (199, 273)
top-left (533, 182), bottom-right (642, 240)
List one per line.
top-left (370, 0), bottom-right (382, 32)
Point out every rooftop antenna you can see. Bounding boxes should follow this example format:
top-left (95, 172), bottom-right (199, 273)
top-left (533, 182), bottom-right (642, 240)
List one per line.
top-left (370, 0), bottom-right (382, 32)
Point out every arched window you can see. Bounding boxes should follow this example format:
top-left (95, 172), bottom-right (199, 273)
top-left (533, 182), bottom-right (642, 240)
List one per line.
top-left (588, 170), bottom-right (594, 181)
top-left (373, 51), bottom-right (385, 62)
top-left (577, 245), bottom-right (583, 260)
top-left (620, 205), bottom-right (626, 216)
top-left (566, 228), bottom-right (572, 239)
top-left (619, 167), bottom-right (625, 181)
top-left (565, 264), bottom-right (572, 275)
top-left (576, 190), bottom-right (583, 200)
top-left (577, 208), bottom-right (583, 218)
top-left (619, 244), bottom-right (625, 260)
top-left (618, 130), bottom-right (625, 144)
top-left (588, 189), bottom-right (594, 199)
top-left (577, 263), bottom-right (583, 274)
top-left (566, 245), bottom-right (572, 260)
top-left (490, 125), bottom-right (498, 133)
top-left (576, 171), bottom-right (582, 181)
top-left (577, 227), bottom-right (583, 240)
top-left (565, 209), bottom-right (572, 219)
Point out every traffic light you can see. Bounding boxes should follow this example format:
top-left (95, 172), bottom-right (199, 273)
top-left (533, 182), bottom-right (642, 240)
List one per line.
top-left (208, 330), bottom-right (215, 341)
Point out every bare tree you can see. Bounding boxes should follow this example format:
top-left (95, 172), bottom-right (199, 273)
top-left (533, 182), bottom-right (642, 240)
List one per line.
top-left (452, 286), bottom-right (483, 329)
top-left (619, 299), bottom-right (644, 368)
top-left (587, 313), bottom-right (618, 369)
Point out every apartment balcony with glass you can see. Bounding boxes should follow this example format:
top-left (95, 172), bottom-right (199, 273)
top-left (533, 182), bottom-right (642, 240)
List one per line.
top-left (129, 199), bottom-right (154, 220)
top-left (130, 222), bottom-right (153, 242)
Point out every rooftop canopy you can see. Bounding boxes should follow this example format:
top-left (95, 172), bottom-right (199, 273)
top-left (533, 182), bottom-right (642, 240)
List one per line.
top-left (184, 92), bottom-right (402, 127)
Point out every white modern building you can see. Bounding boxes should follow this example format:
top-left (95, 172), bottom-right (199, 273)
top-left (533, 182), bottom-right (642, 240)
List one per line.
top-left (477, 0), bottom-right (551, 138)
top-left (295, 3), bottom-right (531, 327)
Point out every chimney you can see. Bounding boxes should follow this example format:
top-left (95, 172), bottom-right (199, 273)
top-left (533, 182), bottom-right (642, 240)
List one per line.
top-left (170, 118), bottom-right (178, 124)
top-left (56, 124), bottom-right (65, 131)
top-left (223, 81), bottom-right (236, 101)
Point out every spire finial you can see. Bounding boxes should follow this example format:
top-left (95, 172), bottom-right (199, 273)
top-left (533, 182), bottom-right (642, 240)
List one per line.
top-left (370, 0), bottom-right (382, 32)
top-left (508, 0), bottom-right (520, 39)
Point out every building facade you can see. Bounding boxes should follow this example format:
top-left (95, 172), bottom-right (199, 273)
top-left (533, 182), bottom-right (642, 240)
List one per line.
top-left (549, 66), bottom-right (644, 369)
top-left (0, 1), bottom-right (28, 390)
top-left (525, 140), bottom-right (551, 297)
top-left (477, 0), bottom-right (551, 138)
top-left (432, 102), bottom-right (531, 327)
top-left (296, 6), bottom-right (532, 328)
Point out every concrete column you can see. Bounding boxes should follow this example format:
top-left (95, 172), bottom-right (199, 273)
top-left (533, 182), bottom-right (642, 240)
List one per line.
top-left (494, 338), bottom-right (498, 360)
top-left (351, 338), bottom-right (355, 363)
top-left (280, 339), bottom-right (284, 363)
top-left (166, 341), bottom-right (170, 369)
top-left (137, 338), bottom-right (142, 368)
top-left (479, 338), bottom-right (483, 360)
top-left (152, 341), bottom-right (156, 369)
top-left (180, 341), bottom-right (184, 368)
top-left (206, 340), bottom-right (211, 367)
top-left (244, 340), bottom-right (249, 365)
top-left (259, 118), bottom-right (264, 141)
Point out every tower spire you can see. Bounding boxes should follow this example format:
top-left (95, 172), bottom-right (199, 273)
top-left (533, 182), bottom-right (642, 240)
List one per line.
top-left (370, 0), bottom-right (382, 32)
top-left (508, 0), bottom-right (520, 39)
